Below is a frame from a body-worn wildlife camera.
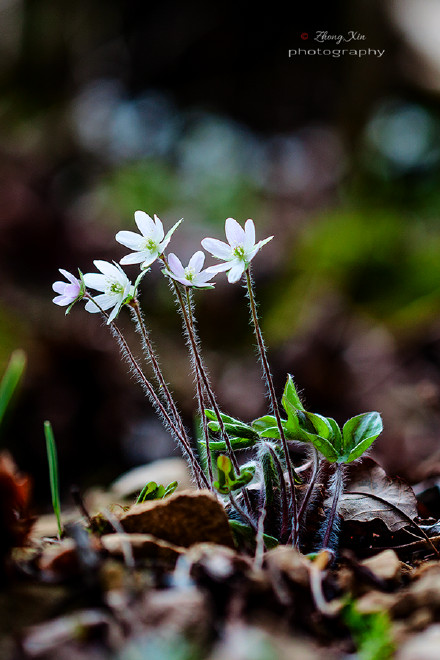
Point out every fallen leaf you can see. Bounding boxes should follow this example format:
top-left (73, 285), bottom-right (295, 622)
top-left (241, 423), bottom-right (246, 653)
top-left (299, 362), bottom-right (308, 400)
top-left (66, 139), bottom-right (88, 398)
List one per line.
top-left (120, 489), bottom-right (234, 548)
top-left (0, 451), bottom-right (34, 558)
top-left (340, 458), bottom-right (418, 532)
top-left (361, 550), bottom-right (402, 582)
top-left (101, 533), bottom-right (185, 565)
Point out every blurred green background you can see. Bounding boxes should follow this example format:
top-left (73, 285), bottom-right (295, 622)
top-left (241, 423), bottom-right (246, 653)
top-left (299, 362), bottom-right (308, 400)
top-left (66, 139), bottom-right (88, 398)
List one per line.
top-left (2, 0), bottom-right (440, 504)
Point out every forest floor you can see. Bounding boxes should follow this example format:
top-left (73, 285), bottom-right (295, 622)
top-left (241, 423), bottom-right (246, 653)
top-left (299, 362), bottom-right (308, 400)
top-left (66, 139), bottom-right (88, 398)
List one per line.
top-left (2, 455), bottom-right (440, 660)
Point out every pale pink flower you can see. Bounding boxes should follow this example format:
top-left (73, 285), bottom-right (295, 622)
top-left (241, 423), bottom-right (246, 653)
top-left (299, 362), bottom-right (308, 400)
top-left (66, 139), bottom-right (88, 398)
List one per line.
top-left (83, 261), bottom-right (132, 323)
top-left (202, 218), bottom-right (273, 283)
top-left (166, 251), bottom-right (216, 288)
top-left (52, 269), bottom-right (83, 307)
top-left (116, 211), bottom-right (182, 269)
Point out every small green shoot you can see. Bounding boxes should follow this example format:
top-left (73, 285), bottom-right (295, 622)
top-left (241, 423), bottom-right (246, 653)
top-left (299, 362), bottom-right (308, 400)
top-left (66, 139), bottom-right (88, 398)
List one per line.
top-left (44, 420), bottom-right (62, 539)
top-left (136, 480), bottom-right (178, 504)
top-left (0, 350), bottom-right (26, 428)
top-left (213, 454), bottom-right (256, 494)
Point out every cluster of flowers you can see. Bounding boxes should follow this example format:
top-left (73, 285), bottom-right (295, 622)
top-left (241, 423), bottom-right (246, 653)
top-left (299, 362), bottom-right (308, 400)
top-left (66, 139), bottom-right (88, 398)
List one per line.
top-left (52, 212), bottom-right (273, 322)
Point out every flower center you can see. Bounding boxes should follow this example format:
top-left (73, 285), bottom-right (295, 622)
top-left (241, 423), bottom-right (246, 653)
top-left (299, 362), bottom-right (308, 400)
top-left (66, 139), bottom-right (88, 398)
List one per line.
top-left (145, 238), bottom-right (158, 251)
top-left (108, 281), bottom-right (124, 295)
top-left (233, 245), bottom-right (245, 260)
top-left (184, 267), bottom-right (195, 282)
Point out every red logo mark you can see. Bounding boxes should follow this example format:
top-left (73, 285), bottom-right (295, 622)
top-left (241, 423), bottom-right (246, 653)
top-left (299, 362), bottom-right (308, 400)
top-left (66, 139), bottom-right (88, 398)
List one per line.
top-left (301, 33), bottom-right (308, 40)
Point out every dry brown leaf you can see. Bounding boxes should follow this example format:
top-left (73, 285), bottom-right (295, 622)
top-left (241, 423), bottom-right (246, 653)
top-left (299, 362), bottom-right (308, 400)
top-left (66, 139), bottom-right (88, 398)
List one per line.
top-left (361, 549), bottom-right (402, 582)
top-left (120, 489), bottom-right (234, 548)
top-left (340, 458), bottom-right (418, 532)
top-left (0, 451), bottom-right (34, 557)
top-left (101, 533), bottom-right (185, 564)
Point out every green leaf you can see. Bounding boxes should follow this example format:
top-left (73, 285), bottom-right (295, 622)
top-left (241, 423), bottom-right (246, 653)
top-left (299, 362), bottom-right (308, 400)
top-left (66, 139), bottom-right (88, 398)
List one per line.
top-left (283, 406), bottom-right (339, 461)
top-left (301, 433), bottom-right (339, 462)
top-left (136, 480), bottom-right (178, 503)
top-left (0, 350), bottom-right (26, 428)
top-left (259, 426), bottom-right (281, 439)
top-left (213, 454), bottom-right (235, 494)
top-left (204, 409), bottom-right (242, 425)
top-left (303, 411), bottom-right (333, 439)
top-left (342, 412), bottom-right (383, 457)
top-left (252, 415), bottom-right (277, 433)
top-left (345, 435), bottom-right (382, 463)
top-left (327, 418), bottom-right (342, 454)
top-left (163, 481), bottom-right (178, 497)
top-left (44, 421), bottom-right (62, 539)
top-left (213, 455), bottom-right (256, 494)
top-left (208, 436), bottom-right (257, 451)
top-left (282, 374), bottom-right (305, 412)
top-left (229, 520), bottom-right (279, 550)
top-left (136, 481), bottom-right (159, 503)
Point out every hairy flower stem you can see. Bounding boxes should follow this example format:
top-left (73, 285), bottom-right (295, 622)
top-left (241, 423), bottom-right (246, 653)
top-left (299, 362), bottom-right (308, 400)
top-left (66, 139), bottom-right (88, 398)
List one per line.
top-left (86, 295), bottom-right (207, 488)
top-left (263, 442), bottom-right (289, 542)
top-left (244, 268), bottom-right (298, 546)
top-left (164, 268), bottom-right (252, 513)
top-left (165, 270), bottom-right (238, 469)
top-left (298, 448), bottom-right (320, 527)
top-left (185, 289), bottom-right (214, 487)
top-left (229, 492), bottom-right (257, 533)
top-left (322, 463), bottom-right (344, 550)
top-left (129, 299), bottom-right (188, 443)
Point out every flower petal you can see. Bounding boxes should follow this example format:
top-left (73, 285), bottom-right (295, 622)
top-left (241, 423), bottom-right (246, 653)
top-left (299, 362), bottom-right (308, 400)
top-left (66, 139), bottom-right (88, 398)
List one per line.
top-left (166, 271), bottom-right (189, 286)
top-left (59, 269), bottom-right (77, 285)
top-left (201, 238), bottom-right (233, 260)
top-left (188, 251), bottom-right (205, 273)
top-left (107, 300), bottom-right (123, 324)
top-left (193, 270), bottom-right (216, 286)
top-left (93, 260), bottom-right (123, 280)
top-left (152, 214), bottom-right (165, 242)
top-left (140, 252), bottom-right (162, 269)
top-left (86, 293), bottom-right (115, 313)
top-left (243, 219), bottom-right (256, 251)
top-left (84, 299), bottom-right (100, 314)
top-left (247, 235), bottom-right (273, 261)
top-left (134, 211), bottom-right (156, 238)
top-left (83, 273), bottom-right (107, 291)
top-left (225, 217), bottom-right (245, 247)
top-left (52, 281), bottom-right (66, 294)
top-left (120, 251), bottom-right (148, 265)
top-left (227, 262), bottom-right (246, 283)
top-left (205, 261), bottom-right (232, 274)
top-left (53, 294), bottom-right (69, 306)
top-left (168, 253), bottom-right (185, 278)
top-left (115, 230), bottom-right (145, 250)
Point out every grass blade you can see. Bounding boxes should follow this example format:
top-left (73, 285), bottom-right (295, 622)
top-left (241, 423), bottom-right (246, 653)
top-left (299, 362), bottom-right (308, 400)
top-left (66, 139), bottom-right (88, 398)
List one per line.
top-left (0, 350), bottom-right (26, 428)
top-left (44, 420), bottom-right (62, 538)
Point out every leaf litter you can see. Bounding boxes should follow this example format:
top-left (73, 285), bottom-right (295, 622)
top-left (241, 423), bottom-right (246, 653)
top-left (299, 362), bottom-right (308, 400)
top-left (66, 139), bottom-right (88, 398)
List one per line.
top-left (3, 457), bottom-right (440, 659)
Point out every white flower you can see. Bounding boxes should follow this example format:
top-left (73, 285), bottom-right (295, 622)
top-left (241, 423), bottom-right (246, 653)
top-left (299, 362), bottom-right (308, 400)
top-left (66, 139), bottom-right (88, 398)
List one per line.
top-left (166, 251), bottom-right (216, 288)
top-left (116, 211), bottom-right (182, 269)
top-left (52, 269), bottom-right (83, 307)
top-left (202, 218), bottom-right (273, 283)
top-left (83, 261), bottom-right (132, 323)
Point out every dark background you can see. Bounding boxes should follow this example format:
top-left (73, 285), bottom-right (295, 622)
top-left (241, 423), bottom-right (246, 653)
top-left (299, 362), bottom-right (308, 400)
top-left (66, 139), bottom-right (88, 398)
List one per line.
top-left (2, 0), bottom-right (440, 505)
